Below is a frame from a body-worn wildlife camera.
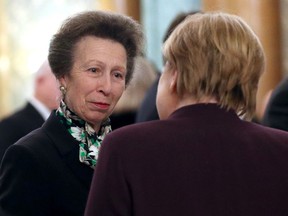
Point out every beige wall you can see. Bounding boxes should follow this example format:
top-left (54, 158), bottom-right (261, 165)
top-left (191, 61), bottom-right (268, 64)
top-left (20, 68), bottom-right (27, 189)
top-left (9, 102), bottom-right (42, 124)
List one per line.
top-left (0, 1), bottom-right (101, 119)
top-left (202, 0), bottom-right (284, 121)
top-left (0, 1), bottom-right (9, 118)
top-left (281, 0), bottom-right (288, 76)
top-left (1, 0), bottom-right (288, 120)
top-left (98, 0), bottom-right (140, 21)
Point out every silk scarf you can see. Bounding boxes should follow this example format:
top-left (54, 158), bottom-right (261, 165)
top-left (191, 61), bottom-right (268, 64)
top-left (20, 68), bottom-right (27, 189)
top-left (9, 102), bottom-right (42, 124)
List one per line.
top-left (56, 100), bottom-right (111, 168)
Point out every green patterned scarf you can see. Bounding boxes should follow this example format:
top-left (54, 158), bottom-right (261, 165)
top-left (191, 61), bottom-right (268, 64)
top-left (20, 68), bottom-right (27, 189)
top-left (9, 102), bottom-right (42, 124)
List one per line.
top-left (56, 100), bottom-right (111, 169)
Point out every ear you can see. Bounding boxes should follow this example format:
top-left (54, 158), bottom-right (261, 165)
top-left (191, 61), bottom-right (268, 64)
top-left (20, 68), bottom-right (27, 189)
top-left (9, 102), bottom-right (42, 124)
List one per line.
top-left (169, 69), bottom-right (178, 93)
top-left (58, 75), bottom-right (67, 88)
top-left (36, 75), bottom-right (45, 85)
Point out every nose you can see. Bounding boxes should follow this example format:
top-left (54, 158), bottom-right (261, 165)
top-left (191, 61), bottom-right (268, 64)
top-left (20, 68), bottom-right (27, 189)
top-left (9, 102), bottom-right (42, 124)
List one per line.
top-left (97, 72), bottom-right (112, 95)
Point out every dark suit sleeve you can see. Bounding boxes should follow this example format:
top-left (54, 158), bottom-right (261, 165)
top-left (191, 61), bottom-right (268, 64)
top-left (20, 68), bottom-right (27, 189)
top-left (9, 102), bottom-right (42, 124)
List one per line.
top-left (262, 77), bottom-right (288, 131)
top-left (0, 144), bottom-right (50, 216)
top-left (135, 76), bottom-right (160, 122)
top-left (85, 135), bottom-right (132, 216)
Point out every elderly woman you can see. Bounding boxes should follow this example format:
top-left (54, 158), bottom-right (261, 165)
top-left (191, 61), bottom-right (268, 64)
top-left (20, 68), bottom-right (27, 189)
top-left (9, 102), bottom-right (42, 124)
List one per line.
top-left (85, 12), bottom-right (288, 215)
top-left (0, 11), bottom-right (143, 216)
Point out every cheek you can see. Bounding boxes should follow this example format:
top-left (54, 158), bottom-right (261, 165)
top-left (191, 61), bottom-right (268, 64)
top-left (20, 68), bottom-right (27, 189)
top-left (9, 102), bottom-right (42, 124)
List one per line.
top-left (66, 81), bottom-right (88, 105)
top-left (112, 84), bottom-right (126, 102)
top-left (156, 82), bottom-right (164, 118)
top-left (73, 78), bottom-right (93, 95)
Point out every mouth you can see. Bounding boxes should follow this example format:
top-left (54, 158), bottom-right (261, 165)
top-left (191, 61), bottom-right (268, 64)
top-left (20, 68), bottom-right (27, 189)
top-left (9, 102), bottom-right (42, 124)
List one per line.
top-left (90, 102), bottom-right (110, 110)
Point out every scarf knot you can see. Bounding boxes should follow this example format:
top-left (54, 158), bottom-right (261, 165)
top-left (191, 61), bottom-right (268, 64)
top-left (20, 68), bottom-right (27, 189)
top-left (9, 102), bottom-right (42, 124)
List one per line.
top-left (56, 100), bottom-right (111, 168)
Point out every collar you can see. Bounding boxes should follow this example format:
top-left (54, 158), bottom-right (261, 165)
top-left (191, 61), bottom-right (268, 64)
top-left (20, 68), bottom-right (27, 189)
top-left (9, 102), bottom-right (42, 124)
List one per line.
top-left (169, 103), bottom-right (240, 122)
top-left (28, 96), bottom-right (51, 120)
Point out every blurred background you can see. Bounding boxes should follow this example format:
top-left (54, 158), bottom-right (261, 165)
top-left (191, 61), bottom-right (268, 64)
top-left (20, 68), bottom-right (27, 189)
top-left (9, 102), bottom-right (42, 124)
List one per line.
top-left (0, 0), bottom-right (287, 122)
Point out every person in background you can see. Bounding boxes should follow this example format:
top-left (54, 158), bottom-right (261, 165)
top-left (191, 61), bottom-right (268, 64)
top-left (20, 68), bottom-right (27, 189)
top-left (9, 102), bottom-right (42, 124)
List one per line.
top-left (136, 10), bottom-right (200, 123)
top-left (135, 72), bottom-right (160, 122)
top-left (0, 10), bottom-right (143, 216)
top-left (261, 76), bottom-right (288, 131)
top-left (85, 12), bottom-right (288, 215)
top-left (0, 60), bottom-right (59, 160)
top-left (110, 56), bottom-right (157, 130)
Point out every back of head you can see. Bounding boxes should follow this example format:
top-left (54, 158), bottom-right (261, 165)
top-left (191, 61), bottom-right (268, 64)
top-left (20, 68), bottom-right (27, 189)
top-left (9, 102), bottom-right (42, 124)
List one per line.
top-left (163, 12), bottom-right (265, 119)
top-left (34, 60), bottom-right (60, 110)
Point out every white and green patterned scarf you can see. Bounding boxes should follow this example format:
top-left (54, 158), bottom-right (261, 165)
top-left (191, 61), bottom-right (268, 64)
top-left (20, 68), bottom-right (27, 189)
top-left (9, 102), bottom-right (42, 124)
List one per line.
top-left (56, 100), bottom-right (111, 169)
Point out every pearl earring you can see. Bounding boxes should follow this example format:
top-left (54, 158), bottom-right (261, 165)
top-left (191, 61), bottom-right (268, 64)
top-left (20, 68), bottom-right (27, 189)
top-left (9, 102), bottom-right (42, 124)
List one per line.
top-left (60, 86), bottom-right (66, 95)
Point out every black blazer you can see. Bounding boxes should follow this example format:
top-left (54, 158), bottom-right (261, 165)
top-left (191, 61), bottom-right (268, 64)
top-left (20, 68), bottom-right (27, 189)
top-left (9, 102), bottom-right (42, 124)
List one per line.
top-left (0, 111), bottom-right (94, 216)
top-left (262, 77), bottom-right (288, 131)
top-left (86, 104), bottom-right (288, 216)
top-left (0, 102), bottom-right (45, 160)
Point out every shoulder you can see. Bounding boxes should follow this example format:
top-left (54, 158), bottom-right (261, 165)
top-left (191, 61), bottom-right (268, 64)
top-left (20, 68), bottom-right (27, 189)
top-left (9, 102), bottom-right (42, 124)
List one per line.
top-left (248, 120), bottom-right (288, 135)
top-left (244, 121), bottom-right (288, 146)
top-left (6, 128), bottom-right (49, 157)
top-left (3, 137), bottom-right (40, 165)
top-left (0, 103), bottom-right (42, 128)
top-left (0, 132), bottom-right (47, 184)
top-left (8, 112), bottom-right (66, 154)
top-left (108, 120), bottom-right (164, 140)
top-left (2, 120), bottom-right (69, 172)
top-left (274, 77), bottom-right (288, 94)
top-left (101, 120), bottom-right (169, 155)
top-left (0, 110), bottom-right (25, 128)
top-left (267, 77), bottom-right (288, 105)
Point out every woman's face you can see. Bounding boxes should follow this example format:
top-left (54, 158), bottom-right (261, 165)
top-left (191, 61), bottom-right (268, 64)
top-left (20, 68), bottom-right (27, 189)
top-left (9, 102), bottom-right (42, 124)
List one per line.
top-left (60, 36), bottom-right (127, 131)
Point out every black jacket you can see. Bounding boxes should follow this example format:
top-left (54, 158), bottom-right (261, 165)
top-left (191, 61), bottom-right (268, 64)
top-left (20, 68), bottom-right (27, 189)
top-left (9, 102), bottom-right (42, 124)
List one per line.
top-left (262, 77), bottom-right (288, 131)
top-left (0, 102), bottom-right (45, 160)
top-left (0, 111), bottom-right (93, 216)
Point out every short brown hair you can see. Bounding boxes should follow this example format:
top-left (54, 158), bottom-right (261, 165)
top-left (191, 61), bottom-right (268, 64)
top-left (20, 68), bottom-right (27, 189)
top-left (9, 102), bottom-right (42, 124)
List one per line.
top-left (162, 10), bottom-right (201, 43)
top-left (48, 10), bottom-right (144, 85)
top-left (163, 12), bottom-right (265, 119)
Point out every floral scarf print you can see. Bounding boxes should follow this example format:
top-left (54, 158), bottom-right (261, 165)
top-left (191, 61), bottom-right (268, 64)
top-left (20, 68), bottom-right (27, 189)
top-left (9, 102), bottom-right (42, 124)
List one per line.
top-left (56, 100), bottom-right (112, 169)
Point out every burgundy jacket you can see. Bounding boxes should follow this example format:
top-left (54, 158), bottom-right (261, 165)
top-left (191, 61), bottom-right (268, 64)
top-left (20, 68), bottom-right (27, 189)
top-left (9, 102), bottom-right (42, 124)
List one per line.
top-left (85, 104), bottom-right (288, 216)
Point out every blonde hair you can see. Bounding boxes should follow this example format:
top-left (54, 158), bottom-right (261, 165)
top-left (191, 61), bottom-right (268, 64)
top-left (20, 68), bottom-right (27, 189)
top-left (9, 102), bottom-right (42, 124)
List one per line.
top-left (163, 12), bottom-right (265, 119)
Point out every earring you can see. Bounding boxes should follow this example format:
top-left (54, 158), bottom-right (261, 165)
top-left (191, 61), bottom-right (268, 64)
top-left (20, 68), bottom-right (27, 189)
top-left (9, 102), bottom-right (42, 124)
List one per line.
top-left (60, 86), bottom-right (66, 95)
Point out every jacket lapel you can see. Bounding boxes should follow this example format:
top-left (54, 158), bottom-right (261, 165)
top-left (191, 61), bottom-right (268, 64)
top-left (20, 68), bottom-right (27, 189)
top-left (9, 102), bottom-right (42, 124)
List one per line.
top-left (42, 112), bottom-right (93, 189)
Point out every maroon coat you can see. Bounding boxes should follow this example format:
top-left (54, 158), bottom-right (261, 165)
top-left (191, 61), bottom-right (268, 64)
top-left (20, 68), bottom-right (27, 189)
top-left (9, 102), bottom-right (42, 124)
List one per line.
top-left (85, 104), bottom-right (288, 216)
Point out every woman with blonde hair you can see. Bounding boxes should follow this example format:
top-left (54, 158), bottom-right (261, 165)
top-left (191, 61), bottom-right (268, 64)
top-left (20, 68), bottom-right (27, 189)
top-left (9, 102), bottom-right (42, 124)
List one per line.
top-left (85, 12), bottom-right (288, 215)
